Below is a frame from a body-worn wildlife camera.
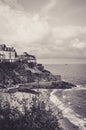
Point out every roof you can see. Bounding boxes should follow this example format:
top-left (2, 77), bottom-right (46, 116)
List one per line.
top-left (23, 52), bottom-right (35, 58)
top-left (0, 44), bottom-right (15, 52)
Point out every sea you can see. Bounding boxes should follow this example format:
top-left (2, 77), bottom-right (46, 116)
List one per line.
top-left (45, 64), bottom-right (86, 128)
top-left (45, 64), bottom-right (86, 85)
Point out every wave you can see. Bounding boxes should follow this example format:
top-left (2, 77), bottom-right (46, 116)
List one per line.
top-left (50, 89), bottom-right (86, 130)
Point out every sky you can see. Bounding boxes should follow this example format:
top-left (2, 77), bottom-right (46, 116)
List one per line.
top-left (0, 0), bottom-right (86, 64)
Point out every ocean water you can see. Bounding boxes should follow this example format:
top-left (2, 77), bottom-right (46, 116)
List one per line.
top-left (54, 88), bottom-right (86, 118)
top-left (45, 64), bottom-right (86, 85)
top-left (45, 64), bottom-right (86, 126)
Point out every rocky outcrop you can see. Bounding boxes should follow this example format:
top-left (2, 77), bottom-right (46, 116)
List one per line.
top-left (0, 61), bottom-right (61, 88)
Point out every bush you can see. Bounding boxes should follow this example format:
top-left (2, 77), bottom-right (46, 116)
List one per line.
top-left (0, 96), bottom-right (60, 130)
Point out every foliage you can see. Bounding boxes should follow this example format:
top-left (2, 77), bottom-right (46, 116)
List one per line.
top-left (0, 96), bottom-right (60, 130)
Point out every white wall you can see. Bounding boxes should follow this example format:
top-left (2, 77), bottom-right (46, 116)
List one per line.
top-left (0, 50), bottom-right (16, 60)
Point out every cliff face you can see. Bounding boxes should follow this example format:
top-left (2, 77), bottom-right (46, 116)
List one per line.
top-left (0, 61), bottom-right (61, 88)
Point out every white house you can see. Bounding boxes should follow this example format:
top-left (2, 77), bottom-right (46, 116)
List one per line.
top-left (0, 44), bottom-right (17, 62)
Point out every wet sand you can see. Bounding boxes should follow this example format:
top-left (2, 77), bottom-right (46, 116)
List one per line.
top-left (50, 89), bottom-right (86, 130)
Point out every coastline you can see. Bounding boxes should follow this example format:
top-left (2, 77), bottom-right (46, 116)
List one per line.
top-left (50, 89), bottom-right (86, 130)
top-left (0, 87), bottom-right (86, 130)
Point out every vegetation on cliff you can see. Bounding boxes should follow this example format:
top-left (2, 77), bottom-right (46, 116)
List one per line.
top-left (0, 61), bottom-right (61, 88)
top-left (0, 95), bottom-right (60, 130)
top-left (0, 50), bottom-right (75, 89)
top-left (0, 44), bottom-right (75, 89)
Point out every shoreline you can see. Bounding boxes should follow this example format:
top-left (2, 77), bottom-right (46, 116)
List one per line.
top-left (0, 86), bottom-right (86, 130)
top-left (50, 89), bottom-right (86, 130)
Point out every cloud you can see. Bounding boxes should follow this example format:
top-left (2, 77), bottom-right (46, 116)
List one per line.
top-left (53, 26), bottom-right (86, 40)
top-left (0, 1), bottom-right (50, 45)
top-left (34, 25), bottom-right (86, 58)
top-left (72, 39), bottom-right (86, 49)
top-left (42, 0), bottom-right (56, 14)
top-left (0, 0), bottom-right (86, 59)
top-left (0, 0), bottom-right (23, 10)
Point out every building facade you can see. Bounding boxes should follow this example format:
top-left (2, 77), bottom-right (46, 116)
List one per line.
top-left (0, 44), bottom-right (17, 62)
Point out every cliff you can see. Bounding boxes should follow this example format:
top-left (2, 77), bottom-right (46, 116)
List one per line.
top-left (0, 61), bottom-right (61, 88)
top-left (0, 44), bottom-right (76, 89)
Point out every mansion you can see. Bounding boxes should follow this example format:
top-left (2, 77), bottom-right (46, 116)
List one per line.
top-left (0, 44), bottom-right (36, 63)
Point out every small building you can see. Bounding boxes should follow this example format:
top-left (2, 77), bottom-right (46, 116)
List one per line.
top-left (0, 44), bottom-right (17, 62)
top-left (18, 52), bottom-right (36, 64)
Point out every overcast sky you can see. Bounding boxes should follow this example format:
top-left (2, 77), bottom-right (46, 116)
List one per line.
top-left (0, 0), bottom-right (86, 63)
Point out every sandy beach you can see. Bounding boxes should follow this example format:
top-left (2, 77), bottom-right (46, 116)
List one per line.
top-left (50, 89), bottom-right (86, 130)
top-left (0, 88), bottom-right (86, 130)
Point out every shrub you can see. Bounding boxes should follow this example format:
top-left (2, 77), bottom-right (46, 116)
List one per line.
top-left (0, 96), bottom-right (60, 130)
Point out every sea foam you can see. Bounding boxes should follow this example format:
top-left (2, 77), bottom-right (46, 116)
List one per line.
top-left (50, 89), bottom-right (86, 130)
